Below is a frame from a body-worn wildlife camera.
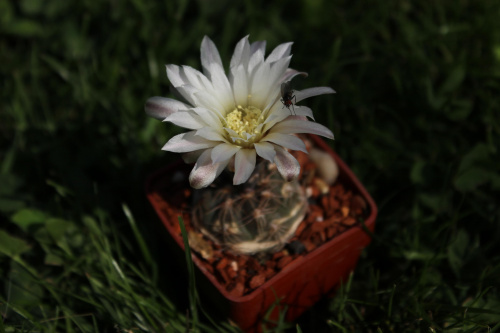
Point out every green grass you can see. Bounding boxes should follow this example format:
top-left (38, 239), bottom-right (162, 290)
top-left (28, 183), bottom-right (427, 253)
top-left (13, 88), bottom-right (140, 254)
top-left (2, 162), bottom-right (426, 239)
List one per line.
top-left (1, 0), bottom-right (500, 331)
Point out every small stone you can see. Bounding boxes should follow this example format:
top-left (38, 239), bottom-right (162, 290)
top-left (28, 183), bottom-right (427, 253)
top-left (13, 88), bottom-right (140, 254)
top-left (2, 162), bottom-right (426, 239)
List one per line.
top-left (317, 229), bottom-right (325, 242)
top-left (230, 260), bottom-right (238, 272)
top-left (246, 257), bottom-right (261, 271)
top-left (309, 148), bottom-right (339, 185)
top-left (237, 269), bottom-right (247, 283)
top-left (309, 205), bottom-right (323, 222)
top-left (265, 259), bottom-right (276, 269)
top-left (326, 226), bottom-right (337, 239)
top-left (277, 255), bottom-right (293, 269)
top-left (265, 267), bottom-right (275, 279)
top-left (341, 206), bottom-right (350, 217)
top-left (351, 195), bottom-right (367, 215)
top-left (216, 257), bottom-right (228, 270)
top-left (226, 264), bottom-right (238, 279)
top-left (217, 266), bottom-right (230, 285)
top-left (310, 233), bottom-right (322, 245)
top-left (228, 282), bottom-right (245, 297)
top-left (237, 256), bottom-right (247, 268)
top-left (272, 251), bottom-right (285, 260)
top-left (303, 240), bottom-right (317, 252)
top-left (187, 231), bottom-right (214, 261)
top-left (249, 274), bottom-right (266, 289)
top-left (286, 240), bottom-right (306, 255)
top-left (313, 177), bottom-right (330, 195)
top-left (305, 186), bottom-right (314, 198)
top-left (343, 217), bottom-right (357, 226)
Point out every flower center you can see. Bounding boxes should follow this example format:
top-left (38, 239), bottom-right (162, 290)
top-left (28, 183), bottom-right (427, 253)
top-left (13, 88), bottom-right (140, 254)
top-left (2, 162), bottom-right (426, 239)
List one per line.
top-left (225, 105), bottom-right (264, 146)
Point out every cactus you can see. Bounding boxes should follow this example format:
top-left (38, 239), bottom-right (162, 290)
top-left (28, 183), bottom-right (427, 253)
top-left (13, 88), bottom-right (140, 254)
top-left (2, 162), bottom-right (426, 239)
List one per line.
top-left (192, 161), bottom-right (308, 255)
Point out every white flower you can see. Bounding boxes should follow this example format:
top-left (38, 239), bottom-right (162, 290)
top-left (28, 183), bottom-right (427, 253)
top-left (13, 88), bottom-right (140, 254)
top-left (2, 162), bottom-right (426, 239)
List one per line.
top-left (145, 36), bottom-right (335, 189)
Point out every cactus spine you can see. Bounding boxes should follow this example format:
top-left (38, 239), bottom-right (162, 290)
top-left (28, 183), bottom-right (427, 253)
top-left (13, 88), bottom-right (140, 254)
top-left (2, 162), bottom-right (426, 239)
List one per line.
top-left (192, 161), bottom-right (308, 254)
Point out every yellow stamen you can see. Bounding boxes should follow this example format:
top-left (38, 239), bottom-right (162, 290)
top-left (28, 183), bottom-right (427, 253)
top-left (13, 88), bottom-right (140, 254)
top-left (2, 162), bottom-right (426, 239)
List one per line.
top-left (225, 105), bottom-right (264, 147)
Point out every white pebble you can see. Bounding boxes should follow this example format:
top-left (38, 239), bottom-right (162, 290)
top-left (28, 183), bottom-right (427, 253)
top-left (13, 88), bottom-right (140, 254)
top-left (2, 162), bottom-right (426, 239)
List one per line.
top-left (309, 148), bottom-right (339, 185)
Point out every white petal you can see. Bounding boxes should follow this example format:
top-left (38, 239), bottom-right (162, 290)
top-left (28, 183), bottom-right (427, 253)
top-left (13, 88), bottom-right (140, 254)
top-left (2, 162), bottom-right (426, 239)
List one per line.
top-left (192, 90), bottom-right (226, 117)
top-left (182, 150), bottom-right (204, 163)
top-left (211, 143), bottom-right (241, 163)
top-left (248, 48), bottom-right (265, 76)
top-left (166, 65), bottom-right (186, 87)
top-left (200, 36), bottom-right (223, 76)
top-left (175, 84), bottom-right (200, 107)
top-left (295, 87), bottom-right (336, 103)
top-left (244, 132), bottom-right (255, 140)
top-left (254, 142), bottom-right (276, 162)
top-left (145, 97), bottom-right (190, 120)
top-left (162, 131), bottom-right (217, 153)
top-left (164, 110), bottom-right (204, 129)
top-left (266, 42), bottom-right (293, 63)
top-left (269, 56), bottom-right (292, 83)
top-left (191, 107), bottom-right (223, 129)
top-left (270, 119), bottom-right (334, 139)
top-left (281, 68), bottom-right (308, 83)
top-left (262, 105), bottom-right (292, 131)
top-left (189, 149), bottom-right (229, 189)
top-left (230, 35), bottom-right (250, 69)
top-left (233, 149), bottom-right (256, 185)
top-left (230, 65), bottom-right (248, 105)
top-left (293, 106), bottom-right (315, 120)
top-left (195, 127), bottom-right (226, 141)
top-left (209, 62), bottom-right (234, 109)
top-left (250, 61), bottom-right (271, 107)
top-left (182, 65), bottom-right (214, 92)
top-left (223, 127), bottom-right (240, 139)
top-left (273, 146), bottom-right (300, 181)
top-left (263, 133), bottom-right (307, 153)
top-left (250, 41), bottom-right (266, 56)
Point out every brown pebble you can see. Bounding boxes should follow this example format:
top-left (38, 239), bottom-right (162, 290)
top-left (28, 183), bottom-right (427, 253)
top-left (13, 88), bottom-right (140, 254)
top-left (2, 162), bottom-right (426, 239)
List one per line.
top-left (247, 257), bottom-right (261, 271)
top-left (341, 206), bottom-right (350, 217)
top-left (326, 226), bottom-right (337, 239)
top-left (343, 217), bottom-right (356, 226)
top-left (310, 233), bottom-right (322, 245)
top-left (228, 282), bottom-right (245, 297)
top-left (277, 256), bottom-right (293, 269)
top-left (265, 259), bottom-right (276, 269)
top-left (217, 267), bottom-right (230, 285)
top-left (303, 240), bottom-right (317, 252)
top-left (237, 256), bottom-right (247, 268)
top-left (309, 204), bottom-right (324, 222)
top-left (265, 267), bottom-right (276, 279)
top-left (351, 195), bottom-right (367, 215)
top-left (321, 196), bottom-right (330, 211)
top-left (319, 229), bottom-right (326, 243)
top-left (249, 274), bottom-right (266, 289)
top-left (311, 221), bottom-right (326, 233)
top-left (226, 266), bottom-right (238, 279)
top-left (272, 251), bottom-right (285, 260)
top-left (236, 269), bottom-right (247, 284)
top-left (216, 257), bottom-right (228, 270)
top-left (301, 225), bottom-right (313, 240)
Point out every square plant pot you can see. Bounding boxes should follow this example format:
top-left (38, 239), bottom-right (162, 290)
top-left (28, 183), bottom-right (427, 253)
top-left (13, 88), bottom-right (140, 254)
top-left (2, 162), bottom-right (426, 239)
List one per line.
top-left (145, 135), bottom-right (377, 332)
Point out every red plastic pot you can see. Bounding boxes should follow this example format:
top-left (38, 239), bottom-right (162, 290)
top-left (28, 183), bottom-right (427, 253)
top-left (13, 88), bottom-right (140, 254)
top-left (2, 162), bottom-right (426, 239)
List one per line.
top-left (146, 135), bottom-right (377, 332)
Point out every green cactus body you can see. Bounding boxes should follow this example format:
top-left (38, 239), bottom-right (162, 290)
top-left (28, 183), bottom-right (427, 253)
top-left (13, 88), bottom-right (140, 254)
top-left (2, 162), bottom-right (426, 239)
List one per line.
top-left (192, 161), bottom-right (308, 255)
